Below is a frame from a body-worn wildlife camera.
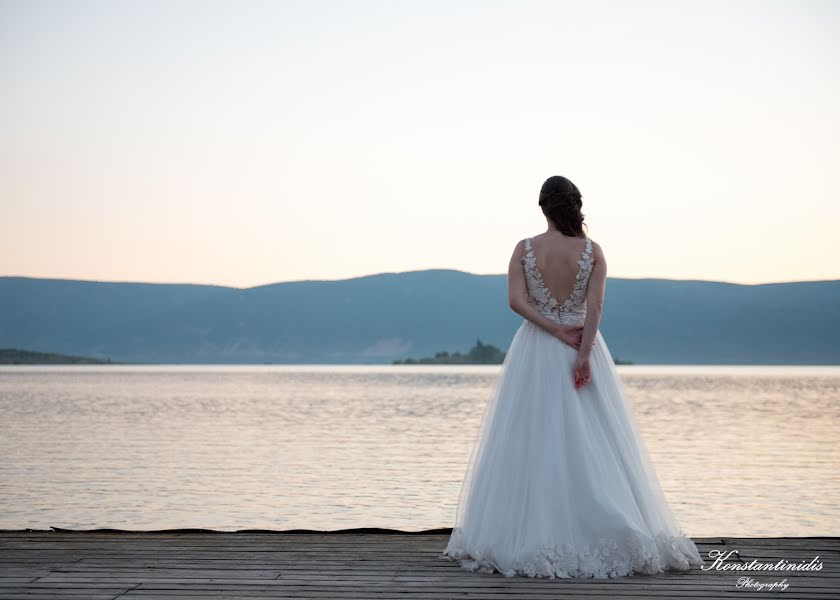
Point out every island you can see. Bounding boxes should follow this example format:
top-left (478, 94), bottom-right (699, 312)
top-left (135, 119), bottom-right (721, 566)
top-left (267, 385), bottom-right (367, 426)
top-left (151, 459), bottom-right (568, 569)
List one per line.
top-left (393, 339), bottom-right (505, 364)
top-left (393, 339), bottom-right (633, 365)
top-left (0, 348), bottom-right (118, 365)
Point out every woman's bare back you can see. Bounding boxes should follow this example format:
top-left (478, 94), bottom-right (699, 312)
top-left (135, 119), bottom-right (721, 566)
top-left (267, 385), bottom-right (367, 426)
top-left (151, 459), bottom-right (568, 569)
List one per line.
top-left (528, 232), bottom-right (591, 305)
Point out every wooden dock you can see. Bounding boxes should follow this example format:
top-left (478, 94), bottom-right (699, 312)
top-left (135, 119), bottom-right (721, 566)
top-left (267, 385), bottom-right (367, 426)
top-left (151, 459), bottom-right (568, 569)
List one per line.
top-left (0, 528), bottom-right (836, 599)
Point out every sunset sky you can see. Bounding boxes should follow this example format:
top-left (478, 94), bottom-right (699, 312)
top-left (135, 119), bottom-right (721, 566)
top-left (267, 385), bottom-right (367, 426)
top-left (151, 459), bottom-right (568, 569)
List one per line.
top-left (1, 0), bottom-right (838, 287)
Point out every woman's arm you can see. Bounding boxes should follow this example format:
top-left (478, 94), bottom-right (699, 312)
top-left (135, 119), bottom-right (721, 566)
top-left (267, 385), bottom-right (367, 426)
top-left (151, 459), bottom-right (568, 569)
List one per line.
top-left (574, 241), bottom-right (607, 387)
top-left (579, 241), bottom-right (606, 355)
top-left (507, 239), bottom-right (582, 349)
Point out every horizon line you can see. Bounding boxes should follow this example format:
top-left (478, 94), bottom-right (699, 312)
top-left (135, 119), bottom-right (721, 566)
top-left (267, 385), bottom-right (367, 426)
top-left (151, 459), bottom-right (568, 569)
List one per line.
top-left (1, 270), bottom-right (838, 289)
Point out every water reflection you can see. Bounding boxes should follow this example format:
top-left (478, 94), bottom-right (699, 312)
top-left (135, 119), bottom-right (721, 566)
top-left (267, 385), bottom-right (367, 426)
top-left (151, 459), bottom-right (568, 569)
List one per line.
top-left (0, 365), bottom-right (837, 536)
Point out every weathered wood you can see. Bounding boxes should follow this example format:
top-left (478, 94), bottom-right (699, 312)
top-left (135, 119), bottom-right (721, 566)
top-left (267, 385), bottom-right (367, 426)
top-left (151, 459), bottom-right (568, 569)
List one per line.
top-left (0, 531), bottom-right (835, 599)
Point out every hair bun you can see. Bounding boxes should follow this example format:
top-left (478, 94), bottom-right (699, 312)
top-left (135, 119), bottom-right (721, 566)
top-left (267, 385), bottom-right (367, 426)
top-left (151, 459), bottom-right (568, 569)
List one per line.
top-left (538, 176), bottom-right (586, 237)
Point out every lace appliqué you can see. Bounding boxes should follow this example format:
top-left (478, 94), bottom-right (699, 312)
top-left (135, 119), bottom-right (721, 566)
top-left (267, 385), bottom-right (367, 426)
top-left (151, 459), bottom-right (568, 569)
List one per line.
top-left (441, 528), bottom-right (703, 579)
top-left (521, 237), bottom-right (593, 325)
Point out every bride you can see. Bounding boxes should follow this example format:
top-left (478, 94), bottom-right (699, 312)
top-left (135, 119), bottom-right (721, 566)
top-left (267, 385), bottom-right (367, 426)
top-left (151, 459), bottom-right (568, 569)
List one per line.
top-left (441, 175), bottom-right (704, 578)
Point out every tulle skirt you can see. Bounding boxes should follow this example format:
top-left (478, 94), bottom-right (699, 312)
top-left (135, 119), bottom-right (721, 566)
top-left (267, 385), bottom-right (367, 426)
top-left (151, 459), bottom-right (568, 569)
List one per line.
top-left (441, 319), bottom-right (704, 578)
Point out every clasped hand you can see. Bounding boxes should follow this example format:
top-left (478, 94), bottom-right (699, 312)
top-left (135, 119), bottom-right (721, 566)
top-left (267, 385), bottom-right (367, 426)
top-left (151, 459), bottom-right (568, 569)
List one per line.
top-left (553, 324), bottom-right (593, 389)
top-left (553, 324), bottom-right (584, 350)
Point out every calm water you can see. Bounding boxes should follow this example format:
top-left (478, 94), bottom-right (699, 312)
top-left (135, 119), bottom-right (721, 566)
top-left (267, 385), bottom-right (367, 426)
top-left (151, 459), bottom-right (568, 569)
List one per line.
top-left (1, 365), bottom-right (838, 537)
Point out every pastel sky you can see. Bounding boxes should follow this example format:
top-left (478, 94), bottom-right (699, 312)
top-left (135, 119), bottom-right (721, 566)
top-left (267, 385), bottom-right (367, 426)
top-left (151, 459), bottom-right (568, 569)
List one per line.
top-left (1, 0), bottom-right (838, 287)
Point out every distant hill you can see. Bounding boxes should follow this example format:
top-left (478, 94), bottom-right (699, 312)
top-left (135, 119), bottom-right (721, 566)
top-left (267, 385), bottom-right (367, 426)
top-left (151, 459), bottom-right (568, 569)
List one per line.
top-left (0, 348), bottom-right (118, 365)
top-left (0, 272), bottom-right (838, 365)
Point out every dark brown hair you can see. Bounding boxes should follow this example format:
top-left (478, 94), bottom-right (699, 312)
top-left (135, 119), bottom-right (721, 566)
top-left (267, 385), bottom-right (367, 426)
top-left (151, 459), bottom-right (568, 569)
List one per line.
top-left (538, 175), bottom-right (587, 237)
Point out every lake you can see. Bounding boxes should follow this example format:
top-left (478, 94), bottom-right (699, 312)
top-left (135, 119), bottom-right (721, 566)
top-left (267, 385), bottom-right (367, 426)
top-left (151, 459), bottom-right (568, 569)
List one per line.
top-left (0, 365), bottom-right (837, 537)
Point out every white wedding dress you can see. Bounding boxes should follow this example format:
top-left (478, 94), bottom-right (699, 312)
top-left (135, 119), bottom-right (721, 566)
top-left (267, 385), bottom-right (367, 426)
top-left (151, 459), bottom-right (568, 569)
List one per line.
top-left (441, 236), bottom-right (703, 578)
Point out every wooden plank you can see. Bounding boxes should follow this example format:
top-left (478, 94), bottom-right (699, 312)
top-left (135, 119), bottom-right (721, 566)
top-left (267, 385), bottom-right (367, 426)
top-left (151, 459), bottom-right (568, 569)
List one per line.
top-left (0, 532), bottom-right (835, 599)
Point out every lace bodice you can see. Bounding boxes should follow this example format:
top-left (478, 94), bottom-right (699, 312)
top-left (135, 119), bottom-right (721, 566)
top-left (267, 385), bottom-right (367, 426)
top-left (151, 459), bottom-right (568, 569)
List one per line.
top-left (520, 236), bottom-right (594, 326)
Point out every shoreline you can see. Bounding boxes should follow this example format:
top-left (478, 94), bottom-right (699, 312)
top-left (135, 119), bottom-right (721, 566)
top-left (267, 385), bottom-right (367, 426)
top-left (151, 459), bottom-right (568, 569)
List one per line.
top-left (2, 526), bottom-right (837, 540)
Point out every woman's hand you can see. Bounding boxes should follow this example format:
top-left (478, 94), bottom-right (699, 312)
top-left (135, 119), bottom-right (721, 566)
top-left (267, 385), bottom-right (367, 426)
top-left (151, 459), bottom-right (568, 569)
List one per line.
top-left (573, 354), bottom-right (591, 389)
top-left (553, 324), bottom-right (583, 349)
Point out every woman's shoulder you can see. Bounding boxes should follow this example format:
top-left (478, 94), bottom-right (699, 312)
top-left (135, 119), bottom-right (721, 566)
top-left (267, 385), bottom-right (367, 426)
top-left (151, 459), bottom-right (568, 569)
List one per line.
top-left (585, 237), bottom-right (605, 264)
top-left (511, 237), bottom-right (529, 261)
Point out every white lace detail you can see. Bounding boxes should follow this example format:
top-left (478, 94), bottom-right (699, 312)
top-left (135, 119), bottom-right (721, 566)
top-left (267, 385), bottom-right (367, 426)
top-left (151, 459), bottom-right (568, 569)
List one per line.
top-left (441, 528), bottom-right (703, 579)
top-left (520, 237), bottom-right (594, 325)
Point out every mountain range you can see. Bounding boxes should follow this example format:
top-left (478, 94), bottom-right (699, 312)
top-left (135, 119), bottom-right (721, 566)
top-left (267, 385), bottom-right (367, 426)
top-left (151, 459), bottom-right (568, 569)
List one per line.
top-left (1, 272), bottom-right (838, 364)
